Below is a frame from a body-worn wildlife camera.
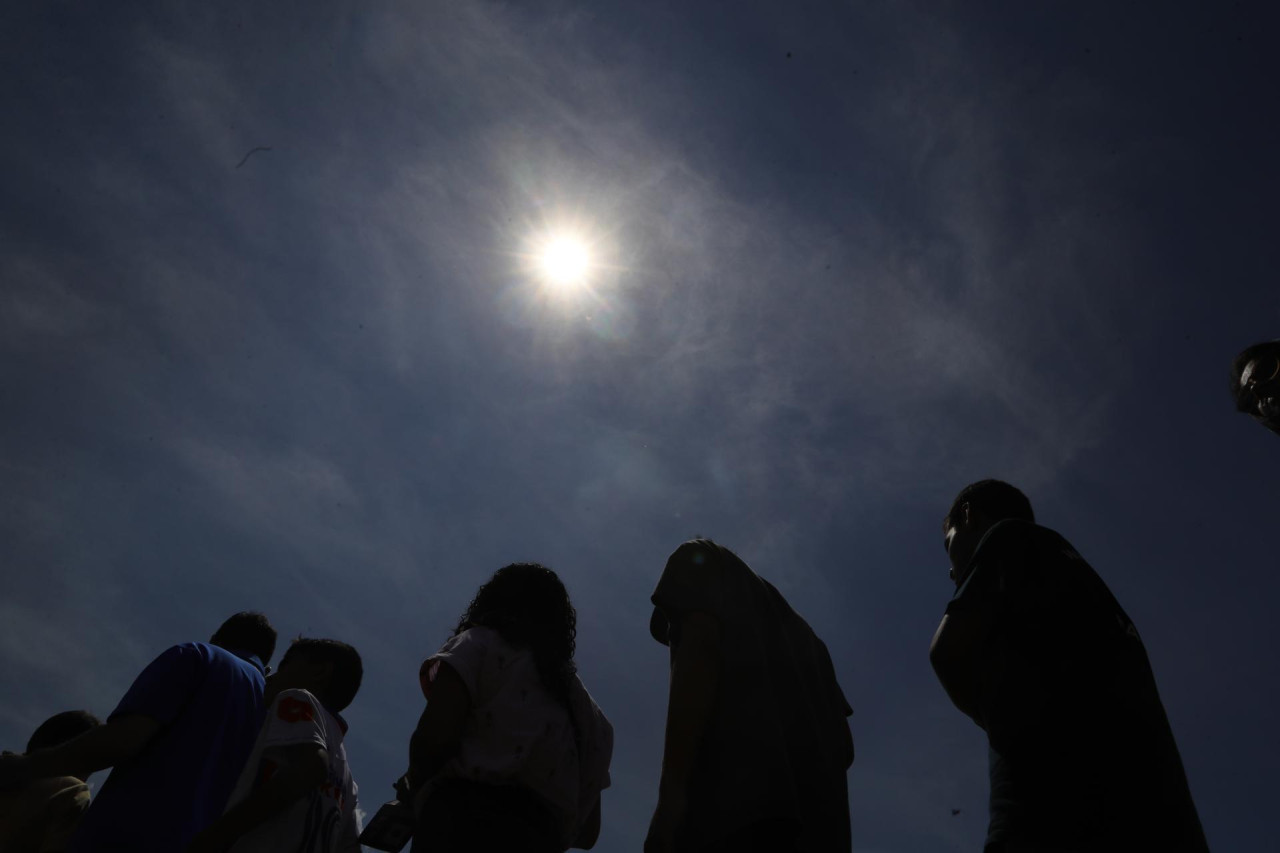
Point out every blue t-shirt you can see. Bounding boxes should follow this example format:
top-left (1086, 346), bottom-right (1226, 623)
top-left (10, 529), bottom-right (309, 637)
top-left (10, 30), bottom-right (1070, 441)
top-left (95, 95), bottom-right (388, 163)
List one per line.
top-left (70, 642), bottom-right (267, 852)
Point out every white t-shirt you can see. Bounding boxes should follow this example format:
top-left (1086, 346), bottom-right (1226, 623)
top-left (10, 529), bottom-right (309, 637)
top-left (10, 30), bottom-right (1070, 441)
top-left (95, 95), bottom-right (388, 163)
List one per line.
top-left (225, 688), bottom-right (362, 853)
top-left (421, 626), bottom-right (613, 848)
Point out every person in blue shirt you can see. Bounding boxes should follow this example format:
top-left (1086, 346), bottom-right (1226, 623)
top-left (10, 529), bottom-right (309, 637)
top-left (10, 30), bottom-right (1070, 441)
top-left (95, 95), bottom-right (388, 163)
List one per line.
top-left (0, 611), bottom-right (277, 852)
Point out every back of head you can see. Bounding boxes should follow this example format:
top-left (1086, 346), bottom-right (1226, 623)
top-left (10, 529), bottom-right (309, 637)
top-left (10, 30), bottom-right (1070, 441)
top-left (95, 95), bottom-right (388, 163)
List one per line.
top-left (210, 611), bottom-right (277, 666)
top-left (26, 710), bottom-right (101, 754)
top-left (456, 563), bottom-right (577, 658)
top-left (944, 479), bottom-right (1035, 532)
top-left (281, 638), bottom-right (364, 712)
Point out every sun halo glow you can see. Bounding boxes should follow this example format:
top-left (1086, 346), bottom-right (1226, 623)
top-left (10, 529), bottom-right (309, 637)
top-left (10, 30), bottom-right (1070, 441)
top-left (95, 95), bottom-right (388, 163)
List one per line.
top-left (536, 234), bottom-right (592, 289)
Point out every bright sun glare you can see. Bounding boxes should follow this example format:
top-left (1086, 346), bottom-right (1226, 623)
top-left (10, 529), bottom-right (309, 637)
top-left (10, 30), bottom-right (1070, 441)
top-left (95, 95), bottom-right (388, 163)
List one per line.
top-left (536, 235), bottom-right (591, 289)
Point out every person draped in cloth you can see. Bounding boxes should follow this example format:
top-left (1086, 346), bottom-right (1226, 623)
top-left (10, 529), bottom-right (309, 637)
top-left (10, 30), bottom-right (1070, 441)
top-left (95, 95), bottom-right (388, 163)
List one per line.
top-left (646, 539), bottom-right (855, 853)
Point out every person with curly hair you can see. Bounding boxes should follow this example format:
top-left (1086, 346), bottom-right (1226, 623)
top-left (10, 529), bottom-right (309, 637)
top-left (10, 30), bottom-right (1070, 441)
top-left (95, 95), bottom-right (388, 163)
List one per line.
top-left (399, 563), bottom-right (613, 853)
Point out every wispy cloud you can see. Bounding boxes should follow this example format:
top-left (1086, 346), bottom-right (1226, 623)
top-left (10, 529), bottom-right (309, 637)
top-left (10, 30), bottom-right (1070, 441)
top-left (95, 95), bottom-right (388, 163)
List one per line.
top-left (0, 2), bottom-right (1201, 850)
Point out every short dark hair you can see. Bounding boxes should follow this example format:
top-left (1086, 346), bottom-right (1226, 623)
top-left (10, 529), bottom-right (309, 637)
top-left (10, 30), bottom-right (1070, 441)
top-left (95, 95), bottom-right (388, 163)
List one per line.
top-left (944, 479), bottom-right (1035, 533)
top-left (211, 611), bottom-right (277, 666)
top-left (26, 710), bottom-right (101, 754)
top-left (281, 638), bottom-right (363, 712)
top-left (1230, 340), bottom-right (1280, 411)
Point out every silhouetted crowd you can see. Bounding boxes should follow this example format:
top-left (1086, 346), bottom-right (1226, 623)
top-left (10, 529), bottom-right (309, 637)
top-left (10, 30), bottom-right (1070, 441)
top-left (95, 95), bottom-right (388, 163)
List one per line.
top-left (3, 342), bottom-right (1273, 853)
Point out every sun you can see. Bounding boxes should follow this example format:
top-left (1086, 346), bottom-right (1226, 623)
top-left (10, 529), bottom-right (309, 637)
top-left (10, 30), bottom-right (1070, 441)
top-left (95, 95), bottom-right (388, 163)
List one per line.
top-left (535, 234), bottom-right (592, 289)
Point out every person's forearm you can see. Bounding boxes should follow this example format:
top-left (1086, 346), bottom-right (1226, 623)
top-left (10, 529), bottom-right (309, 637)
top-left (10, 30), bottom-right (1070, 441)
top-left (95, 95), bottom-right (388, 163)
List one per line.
top-left (408, 702), bottom-right (462, 786)
top-left (930, 614), bottom-right (990, 724)
top-left (24, 716), bottom-right (156, 780)
top-left (202, 751), bottom-right (327, 848)
top-left (409, 731), bottom-right (439, 783)
top-left (408, 732), bottom-right (452, 787)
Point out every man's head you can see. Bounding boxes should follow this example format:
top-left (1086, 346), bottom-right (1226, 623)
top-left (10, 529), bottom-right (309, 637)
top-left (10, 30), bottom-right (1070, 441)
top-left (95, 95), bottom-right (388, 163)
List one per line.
top-left (943, 480), bottom-right (1035, 587)
top-left (266, 638), bottom-right (363, 712)
top-left (210, 611), bottom-right (277, 668)
top-left (26, 709), bottom-right (101, 781)
top-left (1231, 340), bottom-right (1280, 436)
top-left (25, 710), bottom-right (100, 754)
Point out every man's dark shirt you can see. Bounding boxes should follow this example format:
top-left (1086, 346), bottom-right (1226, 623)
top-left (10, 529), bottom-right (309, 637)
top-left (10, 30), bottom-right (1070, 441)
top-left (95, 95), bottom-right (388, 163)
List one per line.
top-left (942, 520), bottom-right (1208, 852)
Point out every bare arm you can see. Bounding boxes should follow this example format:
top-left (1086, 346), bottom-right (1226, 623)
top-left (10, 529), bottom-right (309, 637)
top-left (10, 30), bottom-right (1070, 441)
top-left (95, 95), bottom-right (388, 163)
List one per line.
top-left (1, 715), bottom-right (160, 787)
top-left (407, 661), bottom-right (471, 789)
top-left (186, 743), bottom-right (328, 853)
top-left (929, 611), bottom-right (995, 725)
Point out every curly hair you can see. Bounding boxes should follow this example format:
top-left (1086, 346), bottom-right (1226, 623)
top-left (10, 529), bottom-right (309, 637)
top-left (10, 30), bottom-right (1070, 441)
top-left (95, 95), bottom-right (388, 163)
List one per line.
top-left (453, 563), bottom-right (578, 718)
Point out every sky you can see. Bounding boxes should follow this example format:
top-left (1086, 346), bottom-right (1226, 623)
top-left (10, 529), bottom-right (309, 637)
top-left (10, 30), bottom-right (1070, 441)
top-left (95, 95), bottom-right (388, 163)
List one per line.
top-left (2, 1), bottom-right (1278, 850)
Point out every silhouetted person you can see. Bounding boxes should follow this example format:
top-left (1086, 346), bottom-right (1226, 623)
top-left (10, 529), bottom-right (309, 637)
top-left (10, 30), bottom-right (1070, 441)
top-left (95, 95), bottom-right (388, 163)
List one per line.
top-left (1230, 340), bottom-right (1280, 436)
top-left (0, 612), bottom-right (277, 852)
top-left (0, 710), bottom-right (101, 851)
top-left (187, 638), bottom-right (364, 853)
top-left (929, 480), bottom-right (1208, 852)
top-left (646, 539), bottom-right (854, 853)
top-left (401, 563), bottom-right (613, 853)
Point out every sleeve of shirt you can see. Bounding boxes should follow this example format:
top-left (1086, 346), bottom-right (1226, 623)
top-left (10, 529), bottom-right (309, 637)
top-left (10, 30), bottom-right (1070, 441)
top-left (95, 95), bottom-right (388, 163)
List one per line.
top-left (944, 520), bottom-right (1039, 617)
top-left (258, 689), bottom-right (328, 752)
top-left (421, 628), bottom-right (491, 704)
top-left (36, 779), bottom-right (90, 853)
top-left (572, 678), bottom-right (614, 794)
top-left (651, 542), bottom-right (728, 640)
top-left (109, 643), bottom-right (208, 725)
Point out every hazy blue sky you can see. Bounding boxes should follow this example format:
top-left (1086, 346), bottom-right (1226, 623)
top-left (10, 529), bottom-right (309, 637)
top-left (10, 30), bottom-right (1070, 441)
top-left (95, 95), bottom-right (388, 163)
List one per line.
top-left (2, 2), bottom-right (1277, 850)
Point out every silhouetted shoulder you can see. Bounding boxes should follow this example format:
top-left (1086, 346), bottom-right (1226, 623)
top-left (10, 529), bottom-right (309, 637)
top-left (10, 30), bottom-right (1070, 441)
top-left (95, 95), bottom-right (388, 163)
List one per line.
top-left (952, 520), bottom-right (1089, 610)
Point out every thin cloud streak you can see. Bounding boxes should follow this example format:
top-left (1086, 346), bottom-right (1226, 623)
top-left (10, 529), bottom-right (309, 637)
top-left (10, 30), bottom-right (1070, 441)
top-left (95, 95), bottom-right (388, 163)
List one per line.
top-left (3, 2), bottom-right (1268, 851)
